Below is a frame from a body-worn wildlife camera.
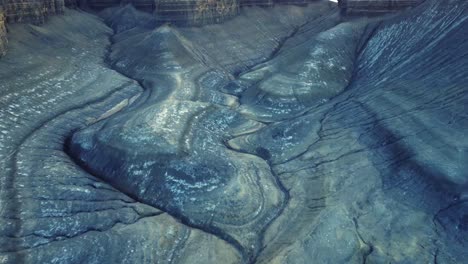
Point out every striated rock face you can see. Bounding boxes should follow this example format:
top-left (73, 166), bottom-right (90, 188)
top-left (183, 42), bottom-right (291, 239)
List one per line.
top-left (0, 0), bottom-right (77, 57)
top-left (154, 0), bottom-right (240, 26)
top-left (148, 0), bottom-right (325, 25)
top-left (91, 0), bottom-right (324, 26)
top-left (0, 7), bottom-right (6, 55)
top-left (87, 0), bottom-right (241, 25)
top-left (1, 0), bottom-right (48, 24)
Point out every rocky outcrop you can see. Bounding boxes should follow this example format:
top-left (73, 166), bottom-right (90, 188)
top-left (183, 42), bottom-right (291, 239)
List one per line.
top-left (0, 7), bottom-right (6, 56)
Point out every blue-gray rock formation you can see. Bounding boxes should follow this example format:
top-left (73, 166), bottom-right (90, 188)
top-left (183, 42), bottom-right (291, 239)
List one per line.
top-left (0, 0), bottom-right (467, 263)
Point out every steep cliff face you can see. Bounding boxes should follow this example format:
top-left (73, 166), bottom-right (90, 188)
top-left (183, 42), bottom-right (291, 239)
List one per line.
top-left (0, 7), bottom-right (6, 56)
top-left (0, 0), bottom-right (78, 25)
top-left (154, 0), bottom-right (322, 25)
top-left (2, 0), bottom-right (47, 24)
top-left (0, 0), bottom-right (78, 57)
top-left (90, 0), bottom-right (322, 26)
top-left (154, 0), bottom-right (239, 26)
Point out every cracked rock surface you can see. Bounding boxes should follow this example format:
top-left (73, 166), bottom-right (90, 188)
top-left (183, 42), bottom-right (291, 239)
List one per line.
top-left (1, 0), bottom-right (468, 263)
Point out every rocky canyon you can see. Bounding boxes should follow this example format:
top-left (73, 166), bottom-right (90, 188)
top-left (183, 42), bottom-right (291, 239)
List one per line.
top-left (0, 0), bottom-right (467, 263)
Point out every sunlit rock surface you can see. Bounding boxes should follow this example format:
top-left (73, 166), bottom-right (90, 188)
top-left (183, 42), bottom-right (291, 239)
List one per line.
top-left (1, 0), bottom-right (468, 263)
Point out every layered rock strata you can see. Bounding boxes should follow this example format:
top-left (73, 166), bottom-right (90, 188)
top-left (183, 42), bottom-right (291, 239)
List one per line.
top-left (142, 0), bottom-right (324, 25)
top-left (0, 0), bottom-right (78, 57)
top-left (90, 0), bottom-right (324, 26)
top-left (154, 0), bottom-right (240, 26)
top-left (0, 7), bottom-right (6, 55)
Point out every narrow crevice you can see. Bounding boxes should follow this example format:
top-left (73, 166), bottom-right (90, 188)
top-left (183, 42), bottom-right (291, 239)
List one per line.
top-left (352, 217), bottom-right (374, 264)
top-left (249, 160), bottom-right (291, 264)
top-left (433, 248), bottom-right (439, 264)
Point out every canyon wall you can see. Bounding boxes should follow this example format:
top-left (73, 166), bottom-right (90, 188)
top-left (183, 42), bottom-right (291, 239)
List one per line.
top-left (94, 0), bottom-right (323, 26)
top-left (0, 0), bottom-right (77, 56)
top-left (153, 0), bottom-right (321, 26)
top-left (0, 7), bottom-right (6, 56)
top-left (154, 0), bottom-right (240, 26)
